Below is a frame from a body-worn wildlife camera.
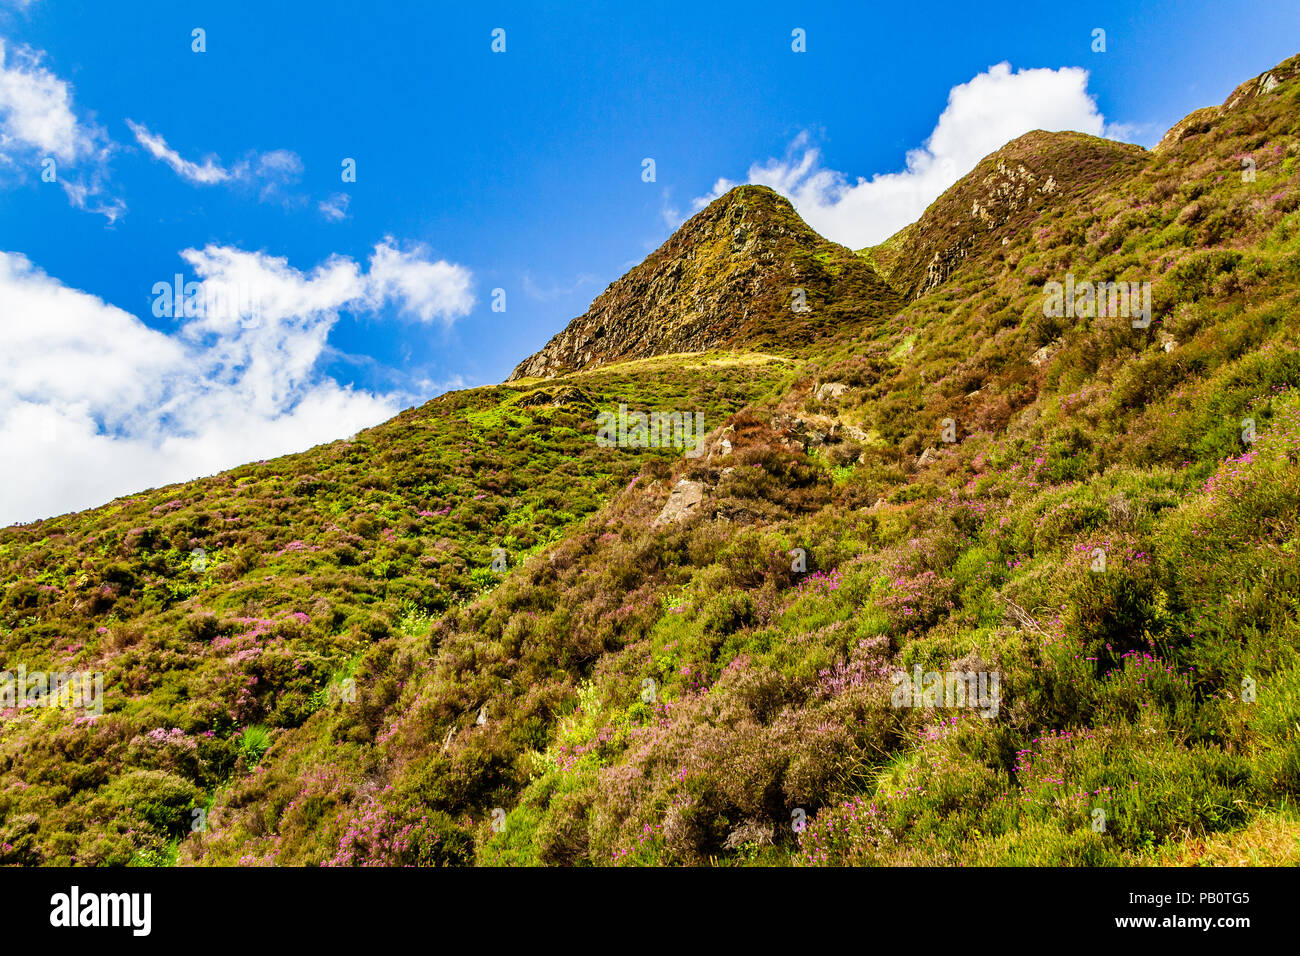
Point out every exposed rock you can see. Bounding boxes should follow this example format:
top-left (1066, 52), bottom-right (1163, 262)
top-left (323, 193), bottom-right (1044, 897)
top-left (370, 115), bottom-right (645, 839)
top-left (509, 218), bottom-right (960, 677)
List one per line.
top-left (770, 411), bottom-right (850, 451)
top-left (722, 819), bottom-right (774, 851)
top-left (1153, 106), bottom-right (1221, 154)
top-left (950, 650), bottom-right (994, 676)
top-left (1030, 342), bottom-right (1058, 367)
top-left (815, 381), bottom-right (850, 402)
top-left (511, 384), bottom-right (593, 409)
top-left (652, 478), bottom-right (706, 527)
top-left (917, 446), bottom-right (939, 467)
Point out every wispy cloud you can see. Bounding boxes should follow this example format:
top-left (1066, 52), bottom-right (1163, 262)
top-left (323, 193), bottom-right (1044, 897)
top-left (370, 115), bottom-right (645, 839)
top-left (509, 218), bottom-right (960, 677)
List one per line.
top-left (245, 148), bottom-right (304, 204)
top-left (520, 270), bottom-right (598, 303)
top-left (126, 119), bottom-right (308, 206)
top-left (125, 119), bottom-right (230, 184)
top-left (0, 37), bottom-right (124, 221)
top-left (318, 192), bottom-right (350, 221)
top-left (659, 187), bottom-right (681, 229)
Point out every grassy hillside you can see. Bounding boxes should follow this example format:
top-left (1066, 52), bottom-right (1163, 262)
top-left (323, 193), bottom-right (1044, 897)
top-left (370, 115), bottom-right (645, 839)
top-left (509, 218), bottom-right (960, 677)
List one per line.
top-left (4, 55), bottom-right (1300, 867)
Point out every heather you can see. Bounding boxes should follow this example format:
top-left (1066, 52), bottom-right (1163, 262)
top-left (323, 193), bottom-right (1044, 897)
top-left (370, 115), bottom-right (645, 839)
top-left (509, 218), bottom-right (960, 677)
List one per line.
top-left (3, 56), bottom-right (1300, 866)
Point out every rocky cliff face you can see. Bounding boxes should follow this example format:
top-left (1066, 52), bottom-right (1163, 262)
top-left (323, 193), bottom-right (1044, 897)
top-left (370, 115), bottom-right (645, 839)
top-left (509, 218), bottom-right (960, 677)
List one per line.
top-left (509, 185), bottom-right (899, 380)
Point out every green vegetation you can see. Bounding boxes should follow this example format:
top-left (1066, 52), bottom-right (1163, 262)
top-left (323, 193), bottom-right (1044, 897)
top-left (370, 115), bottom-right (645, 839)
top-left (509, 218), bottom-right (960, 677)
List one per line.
top-left (3, 54), bottom-right (1300, 867)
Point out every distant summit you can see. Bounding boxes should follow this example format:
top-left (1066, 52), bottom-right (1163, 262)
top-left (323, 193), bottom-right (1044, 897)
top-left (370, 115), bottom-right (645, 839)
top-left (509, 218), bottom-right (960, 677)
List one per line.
top-left (509, 184), bottom-right (899, 380)
top-left (510, 129), bottom-right (1154, 381)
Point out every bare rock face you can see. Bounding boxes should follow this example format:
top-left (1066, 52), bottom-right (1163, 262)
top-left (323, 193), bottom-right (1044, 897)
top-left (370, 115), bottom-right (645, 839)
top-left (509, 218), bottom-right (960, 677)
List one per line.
top-left (508, 185), bottom-right (898, 381)
top-left (652, 478), bottom-right (706, 527)
top-left (917, 446), bottom-right (939, 467)
top-left (1030, 342), bottom-right (1059, 367)
top-left (511, 384), bottom-right (593, 409)
top-left (722, 819), bottom-right (774, 850)
top-left (815, 381), bottom-right (850, 402)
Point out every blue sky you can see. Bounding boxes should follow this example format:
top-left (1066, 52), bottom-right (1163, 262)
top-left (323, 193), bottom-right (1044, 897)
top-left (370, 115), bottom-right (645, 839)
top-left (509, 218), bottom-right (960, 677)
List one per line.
top-left (1, 0), bottom-right (1297, 523)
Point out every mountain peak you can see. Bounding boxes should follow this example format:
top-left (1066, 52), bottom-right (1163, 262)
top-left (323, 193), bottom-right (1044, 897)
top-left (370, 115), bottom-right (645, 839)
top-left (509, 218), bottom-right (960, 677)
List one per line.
top-left (509, 185), bottom-right (897, 380)
top-left (693, 182), bottom-right (796, 218)
top-left (862, 129), bottom-right (1146, 300)
top-left (1155, 53), bottom-right (1300, 153)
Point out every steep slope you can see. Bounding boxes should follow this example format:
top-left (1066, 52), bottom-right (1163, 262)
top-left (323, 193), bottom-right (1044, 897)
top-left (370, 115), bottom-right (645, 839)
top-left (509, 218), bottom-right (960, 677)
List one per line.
top-left (3, 54), bottom-right (1300, 869)
top-left (194, 53), bottom-right (1300, 867)
top-left (509, 185), bottom-right (900, 380)
top-left (0, 361), bottom-right (789, 864)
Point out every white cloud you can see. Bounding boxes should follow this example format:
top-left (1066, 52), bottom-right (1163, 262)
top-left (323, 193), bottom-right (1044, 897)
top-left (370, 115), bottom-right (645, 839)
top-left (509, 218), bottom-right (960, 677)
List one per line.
top-left (125, 119), bottom-right (229, 184)
top-left (0, 39), bottom-right (85, 160)
top-left (242, 148), bottom-right (304, 204)
top-left (658, 186), bottom-right (681, 229)
top-left (0, 38), bottom-right (123, 220)
top-left (367, 240), bottom-right (475, 324)
top-left (126, 120), bottom-right (306, 205)
top-left (693, 62), bottom-right (1118, 248)
top-left (318, 192), bottom-right (350, 221)
top-left (0, 242), bottom-right (476, 525)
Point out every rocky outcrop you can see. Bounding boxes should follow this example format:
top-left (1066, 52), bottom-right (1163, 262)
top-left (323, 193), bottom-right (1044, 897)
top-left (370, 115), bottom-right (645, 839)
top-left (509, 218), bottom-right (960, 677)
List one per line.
top-left (510, 384), bottom-right (594, 409)
top-left (651, 478), bottom-right (706, 527)
top-left (814, 381), bottom-right (850, 402)
top-left (1030, 342), bottom-right (1059, 367)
